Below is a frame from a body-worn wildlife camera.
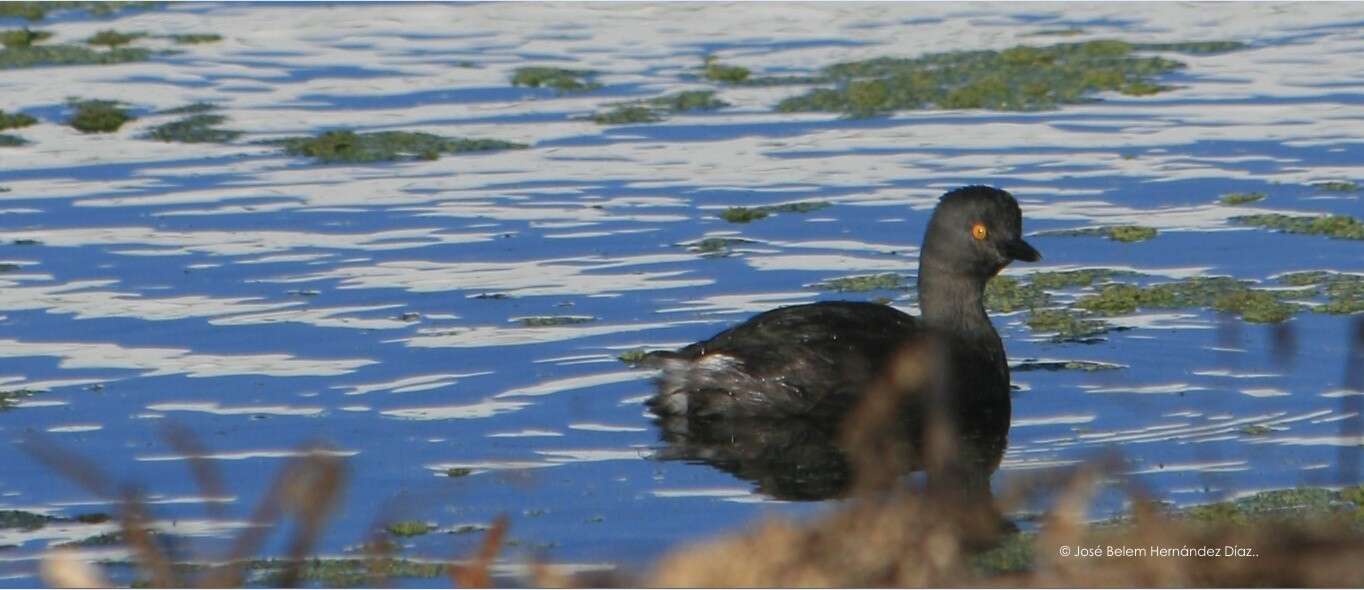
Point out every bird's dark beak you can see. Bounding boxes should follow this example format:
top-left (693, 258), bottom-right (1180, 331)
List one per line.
top-left (1004, 238), bottom-right (1041, 262)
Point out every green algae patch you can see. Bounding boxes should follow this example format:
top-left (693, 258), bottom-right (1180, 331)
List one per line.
top-left (0, 388), bottom-right (39, 410)
top-left (143, 113), bottom-right (241, 143)
top-left (57, 531), bottom-right (124, 547)
top-left (1213, 289), bottom-right (1297, 323)
top-left (1025, 28), bottom-right (1087, 37)
top-left (68, 99), bottom-right (134, 133)
top-left (592, 90), bottom-right (728, 125)
top-left (985, 276), bottom-right (1050, 313)
top-left (244, 557), bottom-right (446, 586)
top-left (1075, 277), bottom-right (1301, 323)
top-left (702, 55), bottom-right (750, 83)
top-left (0, 27), bottom-right (50, 48)
top-left (776, 39), bottom-right (1242, 117)
top-left (617, 349), bottom-right (649, 365)
top-left (987, 270), bottom-right (1134, 315)
top-left (1219, 191), bottom-right (1265, 205)
top-left (1025, 308), bottom-right (1110, 341)
top-left (0, 133), bottom-right (23, 146)
top-left (811, 273), bottom-right (905, 293)
top-left (516, 315), bottom-right (594, 327)
top-left (385, 520), bottom-right (431, 537)
top-left (273, 130), bottom-right (527, 164)
top-left (592, 104), bottom-right (661, 125)
top-left (1140, 41), bottom-right (1247, 55)
top-left (1046, 225), bottom-right (1158, 242)
top-left (160, 102), bottom-right (219, 115)
top-left (1278, 271), bottom-right (1364, 314)
top-left (0, 2), bottom-right (156, 21)
top-left (511, 66), bottom-right (600, 92)
top-left (0, 109), bottom-right (35, 130)
top-left (684, 236), bottom-right (753, 257)
top-left (0, 509), bottom-right (56, 529)
top-left (1278, 270), bottom-right (1333, 287)
top-left (86, 29), bottom-right (146, 47)
top-left (168, 33), bottom-right (221, 44)
top-left (1180, 487), bottom-right (1347, 527)
top-left (721, 207), bottom-right (768, 223)
top-left (1233, 213), bottom-right (1364, 240)
top-left (0, 43), bottom-right (149, 69)
top-left (1012, 359), bottom-right (1123, 372)
top-left (1312, 181), bottom-right (1360, 193)
top-left (720, 201), bottom-right (830, 223)
top-left (1028, 269), bottom-right (1127, 289)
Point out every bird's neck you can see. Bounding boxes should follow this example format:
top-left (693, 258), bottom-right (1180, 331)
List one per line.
top-left (917, 259), bottom-right (998, 341)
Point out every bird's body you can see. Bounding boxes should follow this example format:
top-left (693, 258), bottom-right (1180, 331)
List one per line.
top-left (642, 186), bottom-right (1039, 471)
top-left (645, 301), bottom-right (919, 418)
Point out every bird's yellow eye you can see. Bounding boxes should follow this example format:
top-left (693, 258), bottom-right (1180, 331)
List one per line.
top-left (971, 222), bottom-right (988, 241)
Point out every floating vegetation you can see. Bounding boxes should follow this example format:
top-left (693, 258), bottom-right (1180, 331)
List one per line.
top-left (617, 349), bottom-right (649, 364)
top-left (159, 102), bottom-right (219, 115)
top-left (982, 270), bottom-right (1169, 339)
top-left (385, 521), bottom-right (431, 537)
top-left (1278, 271), bottom-right (1364, 314)
top-left (0, 109), bottom-right (35, 130)
top-left (702, 55), bottom-right (750, 83)
top-left (0, 2), bottom-right (155, 21)
top-left (0, 509), bottom-right (55, 529)
top-left (720, 207), bottom-right (769, 223)
top-left (244, 557), bottom-right (446, 586)
top-left (0, 133), bottom-right (23, 146)
top-left (444, 467), bottom-right (472, 478)
top-left (811, 273), bottom-right (905, 292)
top-left (85, 29), bottom-right (146, 47)
top-left (1027, 269), bottom-right (1126, 289)
top-left (0, 388), bottom-right (39, 410)
top-left (1179, 487), bottom-right (1347, 526)
top-left (143, 113), bottom-right (241, 143)
top-left (272, 130), bottom-right (527, 163)
top-left (0, 43), bottom-right (150, 69)
top-left (1311, 181), bottom-right (1360, 193)
top-left (1025, 308), bottom-right (1110, 340)
top-left (719, 201), bottom-right (830, 223)
top-left (168, 33), bottom-right (221, 44)
top-left (0, 27), bottom-right (50, 48)
top-left (776, 40), bottom-right (1244, 117)
top-left (511, 66), bottom-right (600, 92)
top-left (592, 105), bottom-right (660, 125)
top-left (57, 531), bottom-right (125, 547)
top-left (984, 276), bottom-right (1050, 313)
top-left (592, 90), bottom-right (728, 125)
top-left (1233, 213), bottom-right (1364, 240)
top-left (1012, 359), bottom-right (1123, 372)
top-left (516, 315), bottom-right (594, 327)
top-left (685, 237), bottom-right (745, 257)
top-left (1043, 225), bottom-right (1158, 242)
top-left (1219, 191), bottom-right (1266, 205)
top-left (68, 99), bottom-right (134, 133)
top-left (1075, 277), bottom-right (1302, 323)
top-left (1024, 28), bottom-right (1087, 37)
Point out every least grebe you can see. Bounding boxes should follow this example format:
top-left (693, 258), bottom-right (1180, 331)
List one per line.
top-left (642, 186), bottom-right (1039, 448)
